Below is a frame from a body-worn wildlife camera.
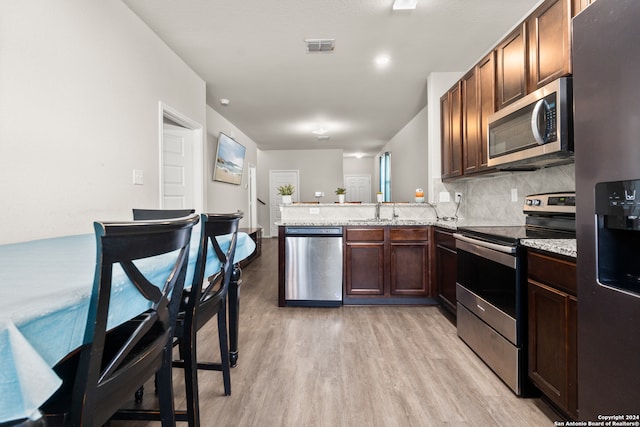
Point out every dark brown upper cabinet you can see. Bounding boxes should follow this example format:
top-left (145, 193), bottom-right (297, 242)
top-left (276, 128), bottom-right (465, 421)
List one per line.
top-left (462, 69), bottom-right (479, 174)
top-left (440, 0), bottom-right (586, 180)
top-left (440, 83), bottom-right (462, 179)
top-left (527, 0), bottom-right (572, 91)
top-left (463, 52), bottom-right (496, 175)
top-left (477, 52), bottom-right (495, 170)
top-left (573, 0), bottom-right (596, 14)
top-left (496, 23), bottom-right (527, 110)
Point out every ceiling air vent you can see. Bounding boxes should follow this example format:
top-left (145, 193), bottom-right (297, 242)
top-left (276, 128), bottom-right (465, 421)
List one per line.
top-left (305, 39), bottom-right (335, 53)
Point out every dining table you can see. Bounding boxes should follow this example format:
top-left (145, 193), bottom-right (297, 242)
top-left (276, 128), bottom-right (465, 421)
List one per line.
top-left (0, 223), bottom-right (256, 423)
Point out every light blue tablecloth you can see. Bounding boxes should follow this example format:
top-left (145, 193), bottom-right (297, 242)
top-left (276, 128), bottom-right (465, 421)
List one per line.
top-left (0, 225), bottom-right (255, 422)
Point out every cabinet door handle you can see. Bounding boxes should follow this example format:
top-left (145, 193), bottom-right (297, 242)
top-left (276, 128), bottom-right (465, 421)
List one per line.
top-left (477, 304), bottom-right (486, 312)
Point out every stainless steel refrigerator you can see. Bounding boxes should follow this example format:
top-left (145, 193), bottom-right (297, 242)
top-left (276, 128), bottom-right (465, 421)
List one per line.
top-left (574, 0), bottom-right (640, 420)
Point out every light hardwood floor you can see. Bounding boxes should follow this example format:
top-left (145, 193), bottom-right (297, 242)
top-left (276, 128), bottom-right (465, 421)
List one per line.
top-left (114, 237), bottom-right (559, 427)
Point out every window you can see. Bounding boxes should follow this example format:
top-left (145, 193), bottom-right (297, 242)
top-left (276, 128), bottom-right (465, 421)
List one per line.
top-left (379, 152), bottom-right (391, 202)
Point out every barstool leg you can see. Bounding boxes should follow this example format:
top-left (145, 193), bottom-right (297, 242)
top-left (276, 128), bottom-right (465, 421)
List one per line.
top-left (183, 323), bottom-right (200, 427)
top-left (228, 265), bottom-right (242, 367)
top-left (218, 300), bottom-right (231, 395)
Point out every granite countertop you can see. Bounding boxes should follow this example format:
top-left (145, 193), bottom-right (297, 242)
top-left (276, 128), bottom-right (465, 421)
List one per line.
top-left (520, 239), bottom-right (577, 259)
top-left (277, 218), bottom-right (457, 228)
top-left (277, 220), bottom-right (576, 258)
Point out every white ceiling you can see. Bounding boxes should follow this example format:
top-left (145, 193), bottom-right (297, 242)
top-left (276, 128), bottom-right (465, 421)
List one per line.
top-left (122, 0), bottom-right (540, 157)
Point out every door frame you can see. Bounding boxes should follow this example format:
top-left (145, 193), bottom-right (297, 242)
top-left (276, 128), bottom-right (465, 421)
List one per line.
top-left (159, 102), bottom-right (204, 213)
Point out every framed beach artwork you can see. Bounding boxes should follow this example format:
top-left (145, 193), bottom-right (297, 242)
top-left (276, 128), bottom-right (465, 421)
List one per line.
top-left (213, 132), bottom-right (246, 185)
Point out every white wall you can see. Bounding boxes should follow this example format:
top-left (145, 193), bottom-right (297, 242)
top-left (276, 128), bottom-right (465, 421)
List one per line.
top-left (377, 106), bottom-right (430, 202)
top-left (343, 157), bottom-right (375, 177)
top-left (0, 1), bottom-right (206, 244)
top-left (257, 149), bottom-right (344, 235)
top-left (206, 106), bottom-right (258, 227)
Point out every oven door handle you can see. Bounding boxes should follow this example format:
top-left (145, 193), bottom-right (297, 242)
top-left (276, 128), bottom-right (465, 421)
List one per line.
top-left (453, 233), bottom-right (516, 254)
top-left (453, 233), bottom-right (517, 269)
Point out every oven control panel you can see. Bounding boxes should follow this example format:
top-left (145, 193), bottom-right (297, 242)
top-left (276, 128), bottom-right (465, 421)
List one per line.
top-left (523, 192), bottom-right (576, 215)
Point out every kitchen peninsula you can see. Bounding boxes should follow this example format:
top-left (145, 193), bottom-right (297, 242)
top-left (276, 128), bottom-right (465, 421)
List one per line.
top-left (276, 202), bottom-right (576, 308)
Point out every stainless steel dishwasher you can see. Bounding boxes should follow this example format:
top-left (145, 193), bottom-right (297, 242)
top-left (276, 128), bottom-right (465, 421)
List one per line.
top-left (284, 226), bottom-right (343, 307)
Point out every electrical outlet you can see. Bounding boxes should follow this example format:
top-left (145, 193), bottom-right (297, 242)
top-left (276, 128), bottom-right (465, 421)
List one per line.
top-left (455, 192), bottom-right (462, 203)
top-left (309, 207), bottom-right (320, 214)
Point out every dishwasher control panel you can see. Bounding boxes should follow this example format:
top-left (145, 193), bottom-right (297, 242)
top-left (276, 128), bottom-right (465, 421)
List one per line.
top-left (284, 227), bottom-right (343, 236)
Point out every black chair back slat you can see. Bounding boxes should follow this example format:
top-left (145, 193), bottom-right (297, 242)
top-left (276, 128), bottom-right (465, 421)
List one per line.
top-left (120, 261), bottom-right (164, 303)
top-left (131, 208), bottom-right (195, 221)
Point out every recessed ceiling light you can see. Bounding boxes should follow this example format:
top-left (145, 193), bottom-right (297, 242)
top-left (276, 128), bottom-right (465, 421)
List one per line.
top-left (392, 0), bottom-right (418, 10)
top-left (219, 98), bottom-right (230, 106)
top-left (311, 127), bottom-right (328, 135)
top-left (375, 54), bottom-right (391, 68)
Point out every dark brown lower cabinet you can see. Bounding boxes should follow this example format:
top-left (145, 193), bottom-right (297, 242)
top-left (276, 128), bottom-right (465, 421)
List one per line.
top-left (434, 228), bottom-right (457, 314)
top-left (345, 228), bottom-right (385, 296)
top-left (527, 249), bottom-right (578, 420)
top-left (389, 228), bottom-right (430, 296)
top-left (345, 226), bottom-right (431, 301)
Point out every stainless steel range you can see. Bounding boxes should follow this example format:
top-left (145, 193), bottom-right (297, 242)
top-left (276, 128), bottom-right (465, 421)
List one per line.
top-left (453, 192), bottom-right (575, 396)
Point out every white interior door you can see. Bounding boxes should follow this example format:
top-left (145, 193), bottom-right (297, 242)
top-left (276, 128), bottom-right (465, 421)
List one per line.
top-left (269, 170), bottom-right (299, 236)
top-left (159, 102), bottom-right (203, 213)
top-left (162, 123), bottom-right (194, 209)
top-left (344, 174), bottom-right (371, 203)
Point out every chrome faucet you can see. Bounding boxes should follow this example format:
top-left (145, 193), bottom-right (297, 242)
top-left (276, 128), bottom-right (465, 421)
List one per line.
top-left (375, 202), bottom-right (381, 220)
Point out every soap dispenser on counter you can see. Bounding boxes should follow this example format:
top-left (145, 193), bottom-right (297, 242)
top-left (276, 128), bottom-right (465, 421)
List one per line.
top-left (415, 188), bottom-right (425, 203)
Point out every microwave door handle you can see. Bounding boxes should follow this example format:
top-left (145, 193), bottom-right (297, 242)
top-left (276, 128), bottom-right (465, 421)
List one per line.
top-left (531, 99), bottom-right (550, 145)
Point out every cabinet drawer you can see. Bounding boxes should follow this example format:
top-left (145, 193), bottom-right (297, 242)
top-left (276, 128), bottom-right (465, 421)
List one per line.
top-left (389, 227), bottom-right (429, 242)
top-left (527, 250), bottom-right (576, 295)
top-left (435, 228), bottom-right (456, 249)
top-left (346, 228), bottom-right (384, 242)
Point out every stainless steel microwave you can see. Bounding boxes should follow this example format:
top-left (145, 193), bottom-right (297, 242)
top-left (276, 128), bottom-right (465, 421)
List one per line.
top-left (487, 77), bottom-right (573, 170)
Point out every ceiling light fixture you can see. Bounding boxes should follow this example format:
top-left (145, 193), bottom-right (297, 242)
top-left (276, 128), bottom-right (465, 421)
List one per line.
top-left (375, 54), bottom-right (391, 68)
top-left (311, 127), bottom-right (328, 135)
top-left (392, 0), bottom-right (418, 10)
top-left (316, 135), bottom-right (330, 141)
top-left (355, 153), bottom-right (363, 159)
top-left (219, 98), bottom-right (230, 106)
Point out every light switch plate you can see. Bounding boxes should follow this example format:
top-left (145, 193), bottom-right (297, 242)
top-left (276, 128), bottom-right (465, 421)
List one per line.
top-left (133, 169), bottom-right (144, 185)
top-left (511, 188), bottom-right (518, 202)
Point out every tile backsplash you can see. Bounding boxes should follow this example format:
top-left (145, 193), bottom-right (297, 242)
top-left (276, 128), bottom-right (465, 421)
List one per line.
top-left (432, 163), bottom-right (575, 225)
